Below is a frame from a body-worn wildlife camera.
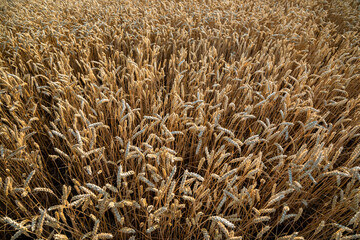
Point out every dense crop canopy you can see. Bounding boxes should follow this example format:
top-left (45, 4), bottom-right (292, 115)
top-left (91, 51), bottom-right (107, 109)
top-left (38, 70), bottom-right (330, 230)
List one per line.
top-left (0, 0), bottom-right (360, 239)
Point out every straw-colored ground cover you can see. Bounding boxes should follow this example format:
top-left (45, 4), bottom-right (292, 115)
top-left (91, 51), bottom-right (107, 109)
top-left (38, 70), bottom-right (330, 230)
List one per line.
top-left (0, 0), bottom-right (360, 239)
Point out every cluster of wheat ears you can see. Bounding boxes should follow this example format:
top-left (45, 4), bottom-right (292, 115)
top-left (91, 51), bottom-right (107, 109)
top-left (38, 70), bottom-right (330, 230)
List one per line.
top-left (0, 0), bottom-right (360, 239)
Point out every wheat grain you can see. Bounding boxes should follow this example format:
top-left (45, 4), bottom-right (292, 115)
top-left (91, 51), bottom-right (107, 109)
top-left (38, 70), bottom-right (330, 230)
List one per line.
top-left (280, 206), bottom-right (290, 224)
top-left (349, 211), bottom-right (360, 226)
top-left (88, 122), bottom-right (105, 128)
top-left (10, 229), bottom-right (28, 240)
top-left (33, 187), bottom-right (57, 197)
top-left (257, 226), bottom-right (270, 239)
top-left (86, 183), bottom-right (106, 195)
top-left (120, 227), bottom-right (136, 234)
top-left (54, 148), bottom-right (71, 161)
top-left (341, 234), bottom-right (360, 240)
top-left (314, 221), bottom-right (325, 235)
top-left (253, 216), bottom-right (271, 223)
top-left (259, 208), bottom-right (276, 214)
top-left (211, 216), bottom-right (235, 229)
top-left (37, 208), bottom-right (46, 234)
top-left (1, 217), bottom-right (24, 230)
top-left (4, 177), bottom-right (12, 196)
top-left (24, 170), bottom-right (35, 188)
top-left (146, 224), bottom-right (159, 234)
top-left (139, 175), bottom-right (156, 188)
top-left (186, 171), bottom-right (204, 182)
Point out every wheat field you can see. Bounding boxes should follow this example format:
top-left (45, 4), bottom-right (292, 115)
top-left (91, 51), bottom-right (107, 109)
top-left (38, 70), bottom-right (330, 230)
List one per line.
top-left (0, 0), bottom-right (360, 239)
